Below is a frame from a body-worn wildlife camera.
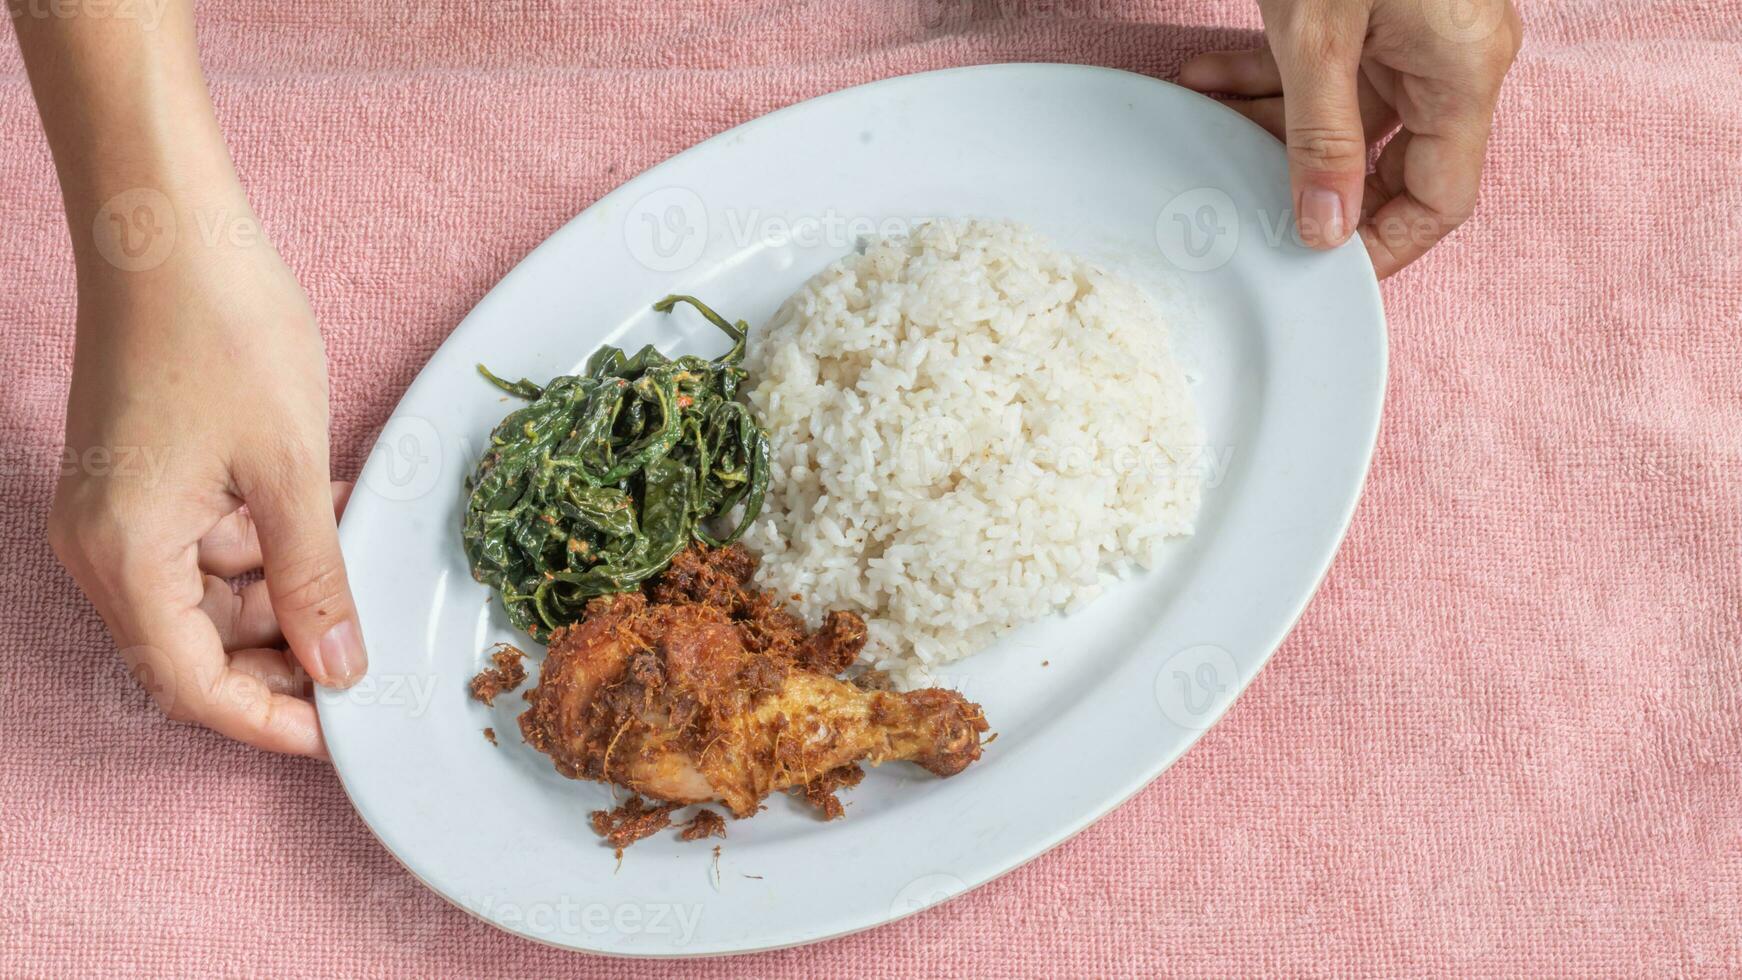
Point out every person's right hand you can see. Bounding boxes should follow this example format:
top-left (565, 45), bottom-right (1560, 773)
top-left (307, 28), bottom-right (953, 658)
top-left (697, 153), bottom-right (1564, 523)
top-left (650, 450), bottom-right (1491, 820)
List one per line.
top-left (1180, 0), bottom-right (1523, 277)
top-left (48, 188), bottom-right (366, 757)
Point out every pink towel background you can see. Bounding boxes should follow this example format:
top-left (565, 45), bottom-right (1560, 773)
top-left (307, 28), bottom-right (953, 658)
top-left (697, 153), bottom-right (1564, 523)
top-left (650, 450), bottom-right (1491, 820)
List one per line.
top-left (3, 1), bottom-right (1740, 975)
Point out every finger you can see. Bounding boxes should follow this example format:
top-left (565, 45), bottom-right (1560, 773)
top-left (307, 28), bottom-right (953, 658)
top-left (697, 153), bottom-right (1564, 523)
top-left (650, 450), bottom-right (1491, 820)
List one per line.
top-left (229, 647), bottom-right (309, 698)
top-left (115, 577), bottom-right (326, 757)
top-left (207, 666), bottom-right (327, 759)
top-left (1226, 79), bottom-right (1400, 165)
top-left (199, 481), bottom-right (353, 577)
top-left (1361, 126), bottom-right (1411, 224)
top-left (1265, 6), bottom-right (1372, 247)
top-left (52, 485), bottom-right (327, 756)
top-left (198, 575), bottom-right (283, 651)
top-left (1359, 116), bottom-right (1492, 278)
top-left (246, 461), bottom-right (368, 689)
top-left (1356, 67), bottom-right (1401, 147)
top-left (1178, 47), bottom-right (1282, 97)
top-left (1225, 97), bottom-right (1287, 141)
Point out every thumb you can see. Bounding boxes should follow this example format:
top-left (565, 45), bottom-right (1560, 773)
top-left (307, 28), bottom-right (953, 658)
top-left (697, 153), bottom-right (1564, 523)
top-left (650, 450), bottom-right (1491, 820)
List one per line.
top-left (247, 460), bottom-right (368, 688)
top-left (1267, 10), bottom-right (1370, 247)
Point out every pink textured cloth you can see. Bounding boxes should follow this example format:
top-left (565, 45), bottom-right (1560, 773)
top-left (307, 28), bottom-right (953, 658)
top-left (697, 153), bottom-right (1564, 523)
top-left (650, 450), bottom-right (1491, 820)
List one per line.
top-left (3, 1), bottom-right (1740, 975)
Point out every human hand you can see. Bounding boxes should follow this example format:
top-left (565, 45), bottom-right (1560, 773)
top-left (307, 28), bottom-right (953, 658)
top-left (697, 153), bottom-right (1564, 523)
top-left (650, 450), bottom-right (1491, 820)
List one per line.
top-left (18, 0), bottom-right (366, 756)
top-left (1179, 0), bottom-right (1522, 277)
top-left (48, 194), bottom-right (366, 757)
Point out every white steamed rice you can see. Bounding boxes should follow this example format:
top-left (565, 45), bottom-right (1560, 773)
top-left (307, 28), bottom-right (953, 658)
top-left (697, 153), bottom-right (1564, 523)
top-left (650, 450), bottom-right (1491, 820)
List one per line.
top-left (742, 219), bottom-right (1202, 687)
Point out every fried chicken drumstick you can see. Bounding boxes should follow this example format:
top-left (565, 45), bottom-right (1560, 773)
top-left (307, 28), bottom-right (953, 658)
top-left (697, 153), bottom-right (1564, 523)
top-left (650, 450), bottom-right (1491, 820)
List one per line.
top-left (518, 545), bottom-right (988, 818)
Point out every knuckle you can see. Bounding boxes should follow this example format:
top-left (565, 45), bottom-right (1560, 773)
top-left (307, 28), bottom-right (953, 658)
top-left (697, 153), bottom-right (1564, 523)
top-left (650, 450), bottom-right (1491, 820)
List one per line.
top-left (45, 496), bottom-right (79, 563)
top-left (1477, 35), bottom-right (1519, 78)
top-left (1449, 189), bottom-right (1479, 222)
top-left (1278, 10), bottom-right (1363, 63)
top-left (49, 482), bottom-right (150, 570)
top-left (48, 477), bottom-right (101, 542)
top-left (123, 650), bottom-right (185, 719)
top-left (1465, 3), bottom-right (1523, 78)
top-left (202, 511), bottom-right (249, 555)
top-left (1499, 6), bottom-right (1524, 63)
top-left (1431, 181), bottom-right (1482, 229)
top-left (1288, 127), bottom-right (1367, 172)
top-left (239, 432), bottom-right (327, 501)
top-left (270, 551), bottom-right (349, 615)
top-left (272, 433), bottom-right (322, 474)
top-left (172, 675), bottom-right (233, 726)
top-left (1384, 199), bottom-right (1473, 256)
top-left (1441, 199), bottom-right (1477, 229)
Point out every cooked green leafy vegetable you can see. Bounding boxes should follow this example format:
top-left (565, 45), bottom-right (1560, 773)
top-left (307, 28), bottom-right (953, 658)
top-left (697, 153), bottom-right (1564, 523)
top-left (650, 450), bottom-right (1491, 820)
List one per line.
top-left (463, 295), bottom-right (770, 640)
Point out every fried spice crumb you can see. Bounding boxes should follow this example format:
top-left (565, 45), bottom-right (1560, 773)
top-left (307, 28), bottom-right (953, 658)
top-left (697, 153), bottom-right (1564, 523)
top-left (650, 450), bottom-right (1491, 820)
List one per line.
top-left (1041, 660), bottom-right (1049, 667)
top-left (680, 808), bottom-right (728, 842)
top-left (590, 795), bottom-right (683, 853)
top-left (469, 644), bottom-right (527, 706)
top-left (483, 727), bottom-right (497, 746)
top-left (800, 764), bottom-right (866, 820)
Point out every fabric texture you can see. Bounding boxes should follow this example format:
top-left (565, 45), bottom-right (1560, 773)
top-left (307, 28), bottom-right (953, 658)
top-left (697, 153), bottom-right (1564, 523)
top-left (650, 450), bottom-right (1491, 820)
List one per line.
top-left (3, 1), bottom-right (1739, 975)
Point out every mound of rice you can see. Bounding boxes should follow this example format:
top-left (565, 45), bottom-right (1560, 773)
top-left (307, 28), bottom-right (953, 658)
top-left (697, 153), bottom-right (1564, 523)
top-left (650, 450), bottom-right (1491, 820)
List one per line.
top-left (742, 219), bottom-right (1202, 686)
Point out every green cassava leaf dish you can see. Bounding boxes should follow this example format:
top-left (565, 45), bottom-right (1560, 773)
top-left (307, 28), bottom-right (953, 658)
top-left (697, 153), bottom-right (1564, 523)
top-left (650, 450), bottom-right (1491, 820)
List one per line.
top-left (462, 295), bottom-right (770, 640)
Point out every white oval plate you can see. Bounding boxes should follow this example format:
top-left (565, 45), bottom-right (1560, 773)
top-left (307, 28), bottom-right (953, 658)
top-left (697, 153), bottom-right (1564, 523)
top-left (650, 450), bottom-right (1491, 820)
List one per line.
top-left (319, 63), bottom-right (1385, 957)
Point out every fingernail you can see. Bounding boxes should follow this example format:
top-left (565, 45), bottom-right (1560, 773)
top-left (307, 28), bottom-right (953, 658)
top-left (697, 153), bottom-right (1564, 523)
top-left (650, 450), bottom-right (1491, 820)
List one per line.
top-left (1300, 187), bottom-right (1346, 247)
top-left (318, 619), bottom-right (367, 688)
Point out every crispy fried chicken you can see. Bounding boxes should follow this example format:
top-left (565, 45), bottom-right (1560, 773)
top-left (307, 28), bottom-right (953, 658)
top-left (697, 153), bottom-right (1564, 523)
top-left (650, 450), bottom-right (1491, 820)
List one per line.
top-left (518, 545), bottom-right (988, 819)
